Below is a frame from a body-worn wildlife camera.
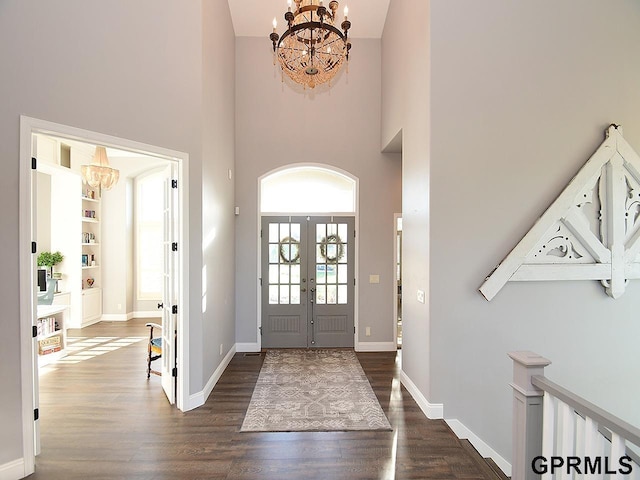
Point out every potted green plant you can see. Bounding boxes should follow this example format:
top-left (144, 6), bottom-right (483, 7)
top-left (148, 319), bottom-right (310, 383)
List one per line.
top-left (37, 251), bottom-right (64, 278)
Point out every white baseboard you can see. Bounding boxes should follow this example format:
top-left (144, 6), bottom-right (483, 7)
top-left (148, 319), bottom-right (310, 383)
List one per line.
top-left (184, 345), bottom-right (237, 411)
top-left (133, 311), bottom-right (161, 318)
top-left (399, 369), bottom-right (444, 419)
top-left (236, 342), bottom-right (260, 353)
top-left (101, 312), bottom-right (134, 321)
top-left (355, 341), bottom-right (397, 352)
top-left (445, 418), bottom-right (512, 477)
top-left (0, 457), bottom-right (26, 480)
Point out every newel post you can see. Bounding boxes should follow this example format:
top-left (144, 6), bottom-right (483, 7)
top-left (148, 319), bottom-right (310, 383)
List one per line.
top-left (508, 351), bottom-right (551, 480)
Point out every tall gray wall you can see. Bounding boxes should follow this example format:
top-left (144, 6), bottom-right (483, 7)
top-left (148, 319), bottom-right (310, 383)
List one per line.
top-left (430, 0), bottom-right (640, 461)
top-left (383, 0), bottom-right (640, 466)
top-left (235, 38), bottom-right (401, 348)
top-left (381, 0), bottom-right (431, 398)
top-left (0, 0), bottom-right (236, 470)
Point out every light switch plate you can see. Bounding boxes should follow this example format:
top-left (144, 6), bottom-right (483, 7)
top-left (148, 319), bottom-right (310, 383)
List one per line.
top-left (369, 274), bottom-right (380, 284)
top-left (417, 289), bottom-right (425, 303)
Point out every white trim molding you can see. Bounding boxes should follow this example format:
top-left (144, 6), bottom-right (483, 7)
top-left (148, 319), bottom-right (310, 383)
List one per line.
top-left (100, 313), bottom-right (134, 322)
top-left (184, 345), bottom-right (237, 411)
top-left (133, 310), bottom-right (162, 318)
top-left (399, 369), bottom-right (444, 419)
top-left (0, 458), bottom-right (25, 480)
top-left (481, 125), bottom-right (640, 300)
top-left (356, 341), bottom-right (397, 352)
top-left (445, 419), bottom-right (512, 478)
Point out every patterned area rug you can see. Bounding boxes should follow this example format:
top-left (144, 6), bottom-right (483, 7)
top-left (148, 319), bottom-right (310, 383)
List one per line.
top-left (241, 349), bottom-right (392, 432)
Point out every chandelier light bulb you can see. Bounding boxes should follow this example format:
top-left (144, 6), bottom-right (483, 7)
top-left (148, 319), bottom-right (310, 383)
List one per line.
top-left (287, 0), bottom-right (292, 11)
top-left (327, 46), bottom-right (332, 54)
top-left (344, 5), bottom-right (348, 19)
top-left (273, 17), bottom-right (277, 31)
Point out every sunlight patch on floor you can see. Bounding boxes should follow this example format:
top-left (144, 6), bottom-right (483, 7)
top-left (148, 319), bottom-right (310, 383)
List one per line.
top-left (48, 336), bottom-right (146, 366)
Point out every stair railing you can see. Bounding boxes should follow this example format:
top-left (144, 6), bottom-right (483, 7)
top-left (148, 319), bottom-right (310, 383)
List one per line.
top-left (509, 351), bottom-right (640, 480)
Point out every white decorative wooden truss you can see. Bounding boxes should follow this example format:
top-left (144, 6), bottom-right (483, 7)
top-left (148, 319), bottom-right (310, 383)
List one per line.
top-left (480, 125), bottom-right (640, 300)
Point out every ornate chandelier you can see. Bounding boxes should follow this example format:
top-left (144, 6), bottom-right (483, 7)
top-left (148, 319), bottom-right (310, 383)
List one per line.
top-left (80, 146), bottom-right (120, 191)
top-left (270, 0), bottom-right (351, 89)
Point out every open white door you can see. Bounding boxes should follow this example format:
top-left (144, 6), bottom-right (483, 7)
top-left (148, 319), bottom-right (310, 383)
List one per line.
top-left (161, 163), bottom-right (178, 404)
top-left (30, 136), bottom-right (41, 456)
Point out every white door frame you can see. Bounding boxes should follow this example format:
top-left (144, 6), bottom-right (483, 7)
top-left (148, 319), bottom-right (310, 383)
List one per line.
top-left (19, 116), bottom-right (190, 476)
top-left (255, 163), bottom-right (360, 352)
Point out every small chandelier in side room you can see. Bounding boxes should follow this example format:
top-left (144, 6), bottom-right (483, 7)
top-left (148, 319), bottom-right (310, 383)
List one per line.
top-left (81, 146), bottom-right (120, 190)
top-left (270, 0), bottom-right (351, 89)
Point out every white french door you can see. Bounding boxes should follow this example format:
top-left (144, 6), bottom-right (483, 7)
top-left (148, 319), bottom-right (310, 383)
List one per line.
top-left (161, 163), bottom-right (178, 404)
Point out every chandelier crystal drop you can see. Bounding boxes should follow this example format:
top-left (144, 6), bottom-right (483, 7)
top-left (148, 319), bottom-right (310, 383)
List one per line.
top-left (270, 0), bottom-right (351, 89)
top-left (80, 146), bottom-right (120, 191)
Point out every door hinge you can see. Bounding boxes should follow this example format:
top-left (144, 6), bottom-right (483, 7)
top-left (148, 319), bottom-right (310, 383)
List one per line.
top-left (34, 408), bottom-right (39, 421)
top-left (259, 278), bottom-right (262, 286)
top-left (260, 229), bottom-right (263, 238)
top-left (31, 157), bottom-right (37, 170)
top-left (259, 326), bottom-right (263, 336)
top-left (354, 326), bottom-right (356, 334)
top-left (32, 325), bottom-right (38, 338)
top-left (354, 230), bottom-right (356, 238)
top-left (172, 242), bottom-right (178, 252)
top-left (172, 367), bottom-right (178, 377)
top-left (32, 241), bottom-right (37, 254)
top-left (172, 305), bottom-right (178, 314)
top-left (171, 179), bottom-right (178, 189)
top-left (354, 278), bottom-right (356, 286)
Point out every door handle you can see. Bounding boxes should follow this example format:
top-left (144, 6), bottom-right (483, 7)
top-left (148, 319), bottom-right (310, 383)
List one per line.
top-left (301, 288), bottom-right (307, 292)
top-left (157, 302), bottom-right (163, 309)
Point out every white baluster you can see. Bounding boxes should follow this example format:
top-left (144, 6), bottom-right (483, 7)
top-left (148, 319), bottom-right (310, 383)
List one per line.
top-left (542, 393), bottom-right (556, 480)
top-left (609, 433), bottom-right (626, 480)
top-left (576, 414), bottom-right (586, 458)
top-left (582, 416), bottom-right (601, 480)
top-left (558, 401), bottom-right (576, 480)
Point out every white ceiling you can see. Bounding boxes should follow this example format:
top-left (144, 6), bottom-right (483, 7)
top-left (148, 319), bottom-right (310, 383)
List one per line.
top-left (227, 0), bottom-right (391, 38)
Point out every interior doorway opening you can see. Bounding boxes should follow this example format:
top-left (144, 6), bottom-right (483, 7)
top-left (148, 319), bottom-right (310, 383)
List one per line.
top-left (395, 215), bottom-right (402, 349)
top-left (19, 116), bottom-right (190, 476)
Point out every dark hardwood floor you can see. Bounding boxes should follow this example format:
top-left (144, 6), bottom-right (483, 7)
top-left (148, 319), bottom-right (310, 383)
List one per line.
top-left (28, 319), bottom-right (500, 480)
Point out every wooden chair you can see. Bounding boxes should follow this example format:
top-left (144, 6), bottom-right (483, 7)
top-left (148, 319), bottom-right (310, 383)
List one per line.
top-left (145, 323), bottom-right (162, 378)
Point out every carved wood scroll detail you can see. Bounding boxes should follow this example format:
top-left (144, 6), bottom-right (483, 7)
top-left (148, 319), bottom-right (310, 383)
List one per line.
top-left (480, 125), bottom-right (640, 300)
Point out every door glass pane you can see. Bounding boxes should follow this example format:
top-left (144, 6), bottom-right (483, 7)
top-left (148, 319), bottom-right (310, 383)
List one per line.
top-left (316, 264), bottom-right (326, 284)
top-left (269, 285), bottom-right (278, 304)
top-left (338, 285), bottom-right (347, 304)
top-left (327, 223), bottom-right (337, 236)
top-left (280, 243), bottom-right (290, 263)
top-left (317, 244), bottom-right (324, 263)
top-left (269, 265), bottom-right (279, 283)
top-left (338, 264), bottom-right (347, 283)
top-left (269, 244), bottom-right (279, 263)
top-left (269, 223), bottom-right (279, 242)
top-left (326, 243), bottom-right (337, 261)
top-left (280, 223), bottom-right (290, 239)
top-left (291, 223), bottom-right (301, 242)
top-left (316, 285), bottom-right (326, 304)
top-left (326, 285), bottom-right (337, 304)
top-left (341, 244), bottom-right (347, 263)
top-left (338, 223), bottom-right (347, 240)
top-left (279, 285), bottom-right (289, 304)
top-left (291, 264), bottom-right (301, 284)
top-left (279, 265), bottom-right (290, 284)
top-left (316, 223), bottom-right (326, 242)
top-left (327, 264), bottom-right (337, 284)
top-left (290, 285), bottom-right (300, 304)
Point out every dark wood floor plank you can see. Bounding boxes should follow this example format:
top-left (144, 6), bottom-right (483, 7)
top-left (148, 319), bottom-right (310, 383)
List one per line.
top-left (27, 319), bottom-right (502, 480)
